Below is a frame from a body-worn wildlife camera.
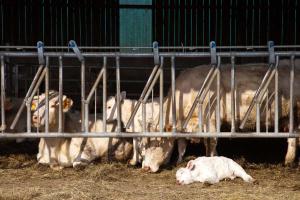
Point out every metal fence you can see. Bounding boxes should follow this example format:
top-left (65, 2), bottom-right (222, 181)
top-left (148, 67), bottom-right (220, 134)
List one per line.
top-left (0, 41), bottom-right (300, 139)
top-left (0, 0), bottom-right (299, 46)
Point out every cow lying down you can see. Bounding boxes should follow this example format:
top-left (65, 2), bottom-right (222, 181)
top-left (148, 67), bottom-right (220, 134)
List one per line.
top-left (176, 156), bottom-right (254, 185)
top-left (31, 91), bottom-right (132, 169)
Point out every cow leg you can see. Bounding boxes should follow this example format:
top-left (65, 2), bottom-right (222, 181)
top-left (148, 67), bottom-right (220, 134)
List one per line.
top-left (177, 138), bottom-right (187, 164)
top-left (204, 118), bottom-right (218, 157)
top-left (129, 138), bottom-right (141, 165)
top-left (285, 138), bottom-right (297, 166)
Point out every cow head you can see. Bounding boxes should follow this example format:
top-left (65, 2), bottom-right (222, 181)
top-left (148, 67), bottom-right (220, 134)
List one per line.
top-left (142, 138), bottom-right (174, 173)
top-left (175, 167), bottom-right (194, 185)
top-left (31, 91), bottom-right (73, 130)
top-left (106, 91), bottom-right (126, 121)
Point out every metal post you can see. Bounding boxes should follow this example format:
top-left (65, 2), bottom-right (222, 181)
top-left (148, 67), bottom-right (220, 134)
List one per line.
top-left (10, 65), bottom-right (44, 129)
top-left (230, 56), bottom-right (236, 132)
top-left (58, 56), bottom-right (63, 132)
top-left (198, 103), bottom-right (203, 132)
top-left (216, 56), bottom-right (221, 133)
top-left (103, 56), bottom-right (107, 132)
top-left (256, 103), bottom-right (261, 133)
top-left (116, 56), bottom-right (121, 132)
top-left (159, 56), bottom-right (164, 132)
top-left (171, 56), bottom-right (176, 132)
top-left (81, 60), bottom-right (85, 132)
top-left (0, 56), bottom-right (5, 132)
top-left (289, 55), bottom-right (295, 133)
top-left (142, 103), bottom-right (146, 132)
top-left (45, 56), bottom-right (49, 133)
top-left (274, 56), bottom-right (279, 133)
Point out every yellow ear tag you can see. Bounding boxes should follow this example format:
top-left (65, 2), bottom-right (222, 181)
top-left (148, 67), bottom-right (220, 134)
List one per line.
top-left (31, 103), bottom-right (36, 111)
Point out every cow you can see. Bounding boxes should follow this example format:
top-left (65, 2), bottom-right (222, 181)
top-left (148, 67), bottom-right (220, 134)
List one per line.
top-left (176, 156), bottom-right (254, 185)
top-left (145, 59), bottom-right (300, 172)
top-left (2, 97), bottom-right (28, 143)
top-left (31, 91), bottom-right (132, 169)
top-left (106, 91), bottom-right (162, 166)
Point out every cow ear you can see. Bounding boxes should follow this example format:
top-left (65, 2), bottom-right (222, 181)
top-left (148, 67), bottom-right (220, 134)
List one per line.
top-left (187, 160), bottom-right (195, 171)
top-left (62, 96), bottom-right (73, 112)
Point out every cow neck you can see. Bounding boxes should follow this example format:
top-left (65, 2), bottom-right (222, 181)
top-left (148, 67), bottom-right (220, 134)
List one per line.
top-left (121, 99), bottom-right (138, 125)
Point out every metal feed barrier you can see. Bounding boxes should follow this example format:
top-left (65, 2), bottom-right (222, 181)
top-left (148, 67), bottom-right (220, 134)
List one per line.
top-left (0, 41), bottom-right (300, 139)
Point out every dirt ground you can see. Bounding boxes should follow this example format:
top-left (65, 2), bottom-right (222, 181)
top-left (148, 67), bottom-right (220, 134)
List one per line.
top-left (0, 140), bottom-right (299, 200)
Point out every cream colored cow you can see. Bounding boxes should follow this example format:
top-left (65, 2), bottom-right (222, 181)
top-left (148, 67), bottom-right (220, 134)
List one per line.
top-left (31, 91), bottom-right (132, 169)
top-left (144, 59), bottom-right (300, 172)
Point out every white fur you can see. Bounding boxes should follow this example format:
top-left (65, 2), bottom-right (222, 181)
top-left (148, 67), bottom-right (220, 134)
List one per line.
top-left (176, 156), bottom-right (254, 185)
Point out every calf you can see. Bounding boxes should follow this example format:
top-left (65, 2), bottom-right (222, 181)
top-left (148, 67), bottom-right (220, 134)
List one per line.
top-left (106, 91), bottom-right (162, 166)
top-left (176, 156), bottom-right (254, 185)
top-left (31, 91), bottom-right (132, 169)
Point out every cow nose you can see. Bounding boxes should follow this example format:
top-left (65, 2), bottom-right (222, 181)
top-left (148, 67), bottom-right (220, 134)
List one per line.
top-left (32, 115), bottom-right (38, 123)
top-left (176, 180), bottom-right (181, 185)
top-left (142, 166), bottom-right (151, 172)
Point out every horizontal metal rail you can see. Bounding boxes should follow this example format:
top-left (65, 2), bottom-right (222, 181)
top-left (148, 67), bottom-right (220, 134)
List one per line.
top-left (1, 51), bottom-right (300, 58)
top-left (0, 132), bottom-right (299, 138)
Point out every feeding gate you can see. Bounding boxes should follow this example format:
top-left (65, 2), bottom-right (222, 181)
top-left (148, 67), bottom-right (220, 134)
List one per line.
top-left (0, 40), bottom-right (300, 140)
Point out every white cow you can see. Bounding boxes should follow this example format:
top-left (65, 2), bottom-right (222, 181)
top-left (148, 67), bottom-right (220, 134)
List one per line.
top-left (145, 59), bottom-right (300, 172)
top-left (106, 91), bottom-right (162, 166)
top-left (31, 91), bottom-right (133, 169)
top-left (176, 156), bottom-right (254, 185)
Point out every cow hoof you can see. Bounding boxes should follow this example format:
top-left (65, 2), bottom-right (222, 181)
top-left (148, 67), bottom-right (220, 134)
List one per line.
top-left (50, 164), bottom-right (63, 170)
top-left (128, 159), bottom-right (137, 166)
top-left (73, 161), bottom-right (87, 170)
top-left (142, 166), bottom-right (151, 172)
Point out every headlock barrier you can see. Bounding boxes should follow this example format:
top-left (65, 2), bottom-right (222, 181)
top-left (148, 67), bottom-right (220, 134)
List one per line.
top-left (0, 41), bottom-right (300, 140)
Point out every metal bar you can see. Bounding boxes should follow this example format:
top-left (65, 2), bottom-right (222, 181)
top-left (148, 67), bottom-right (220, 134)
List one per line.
top-left (198, 103), bottom-right (203, 132)
top-left (171, 56), bottom-right (176, 132)
top-left (216, 56), bottom-right (221, 133)
top-left (45, 56), bottom-right (49, 133)
top-left (58, 56), bottom-right (63, 132)
top-left (142, 103), bottom-right (146, 132)
top-left (0, 56), bottom-right (5, 131)
top-left (274, 56), bottom-right (279, 133)
top-left (256, 103), bottom-right (260, 133)
top-left (231, 56), bottom-right (235, 132)
top-left (81, 60), bottom-right (85, 132)
top-left (86, 67), bottom-right (104, 103)
top-left (116, 56), bottom-right (121, 132)
top-left (10, 64), bottom-right (44, 129)
top-left (159, 56), bottom-right (164, 132)
top-left (26, 102), bottom-right (31, 133)
top-left (183, 66), bottom-right (216, 129)
top-left (103, 57), bottom-right (107, 132)
top-left (143, 66), bottom-right (162, 102)
top-left (84, 102), bottom-right (89, 132)
top-left (125, 64), bottom-right (160, 129)
top-left (239, 65), bottom-right (275, 129)
top-left (289, 55), bottom-right (295, 133)
top-left (3, 51), bottom-right (300, 58)
top-left (27, 68), bottom-right (47, 103)
top-left (0, 132), bottom-right (298, 138)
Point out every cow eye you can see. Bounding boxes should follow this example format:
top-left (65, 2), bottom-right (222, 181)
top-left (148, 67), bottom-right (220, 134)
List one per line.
top-left (108, 106), bottom-right (111, 109)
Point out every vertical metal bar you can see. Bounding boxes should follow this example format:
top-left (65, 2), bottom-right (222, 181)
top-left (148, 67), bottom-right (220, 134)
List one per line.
top-left (116, 56), bottom-right (121, 132)
top-left (58, 56), bottom-right (63, 132)
top-left (216, 56), bottom-right (221, 133)
top-left (45, 56), bottom-right (49, 133)
top-left (81, 60), bottom-right (85, 132)
top-left (231, 56), bottom-right (235, 132)
top-left (142, 103), bottom-right (146, 132)
top-left (103, 57), bottom-right (107, 132)
top-left (1, 56), bottom-right (5, 132)
top-left (266, 89), bottom-right (269, 133)
top-left (289, 55), bottom-right (295, 133)
top-left (159, 56), bottom-right (164, 132)
top-left (274, 56), bottom-right (279, 133)
top-left (171, 56), bottom-right (176, 132)
top-left (84, 102), bottom-right (89, 132)
top-left (256, 103), bottom-right (260, 133)
top-left (94, 89), bottom-right (97, 125)
top-left (198, 103), bottom-right (203, 132)
top-left (26, 102), bottom-right (31, 133)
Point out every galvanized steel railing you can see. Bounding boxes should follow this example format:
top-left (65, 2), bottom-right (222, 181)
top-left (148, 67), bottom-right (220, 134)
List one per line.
top-left (0, 40), bottom-right (300, 139)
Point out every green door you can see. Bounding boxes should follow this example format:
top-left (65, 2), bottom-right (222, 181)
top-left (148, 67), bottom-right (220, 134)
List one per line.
top-left (119, 0), bottom-right (152, 50)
